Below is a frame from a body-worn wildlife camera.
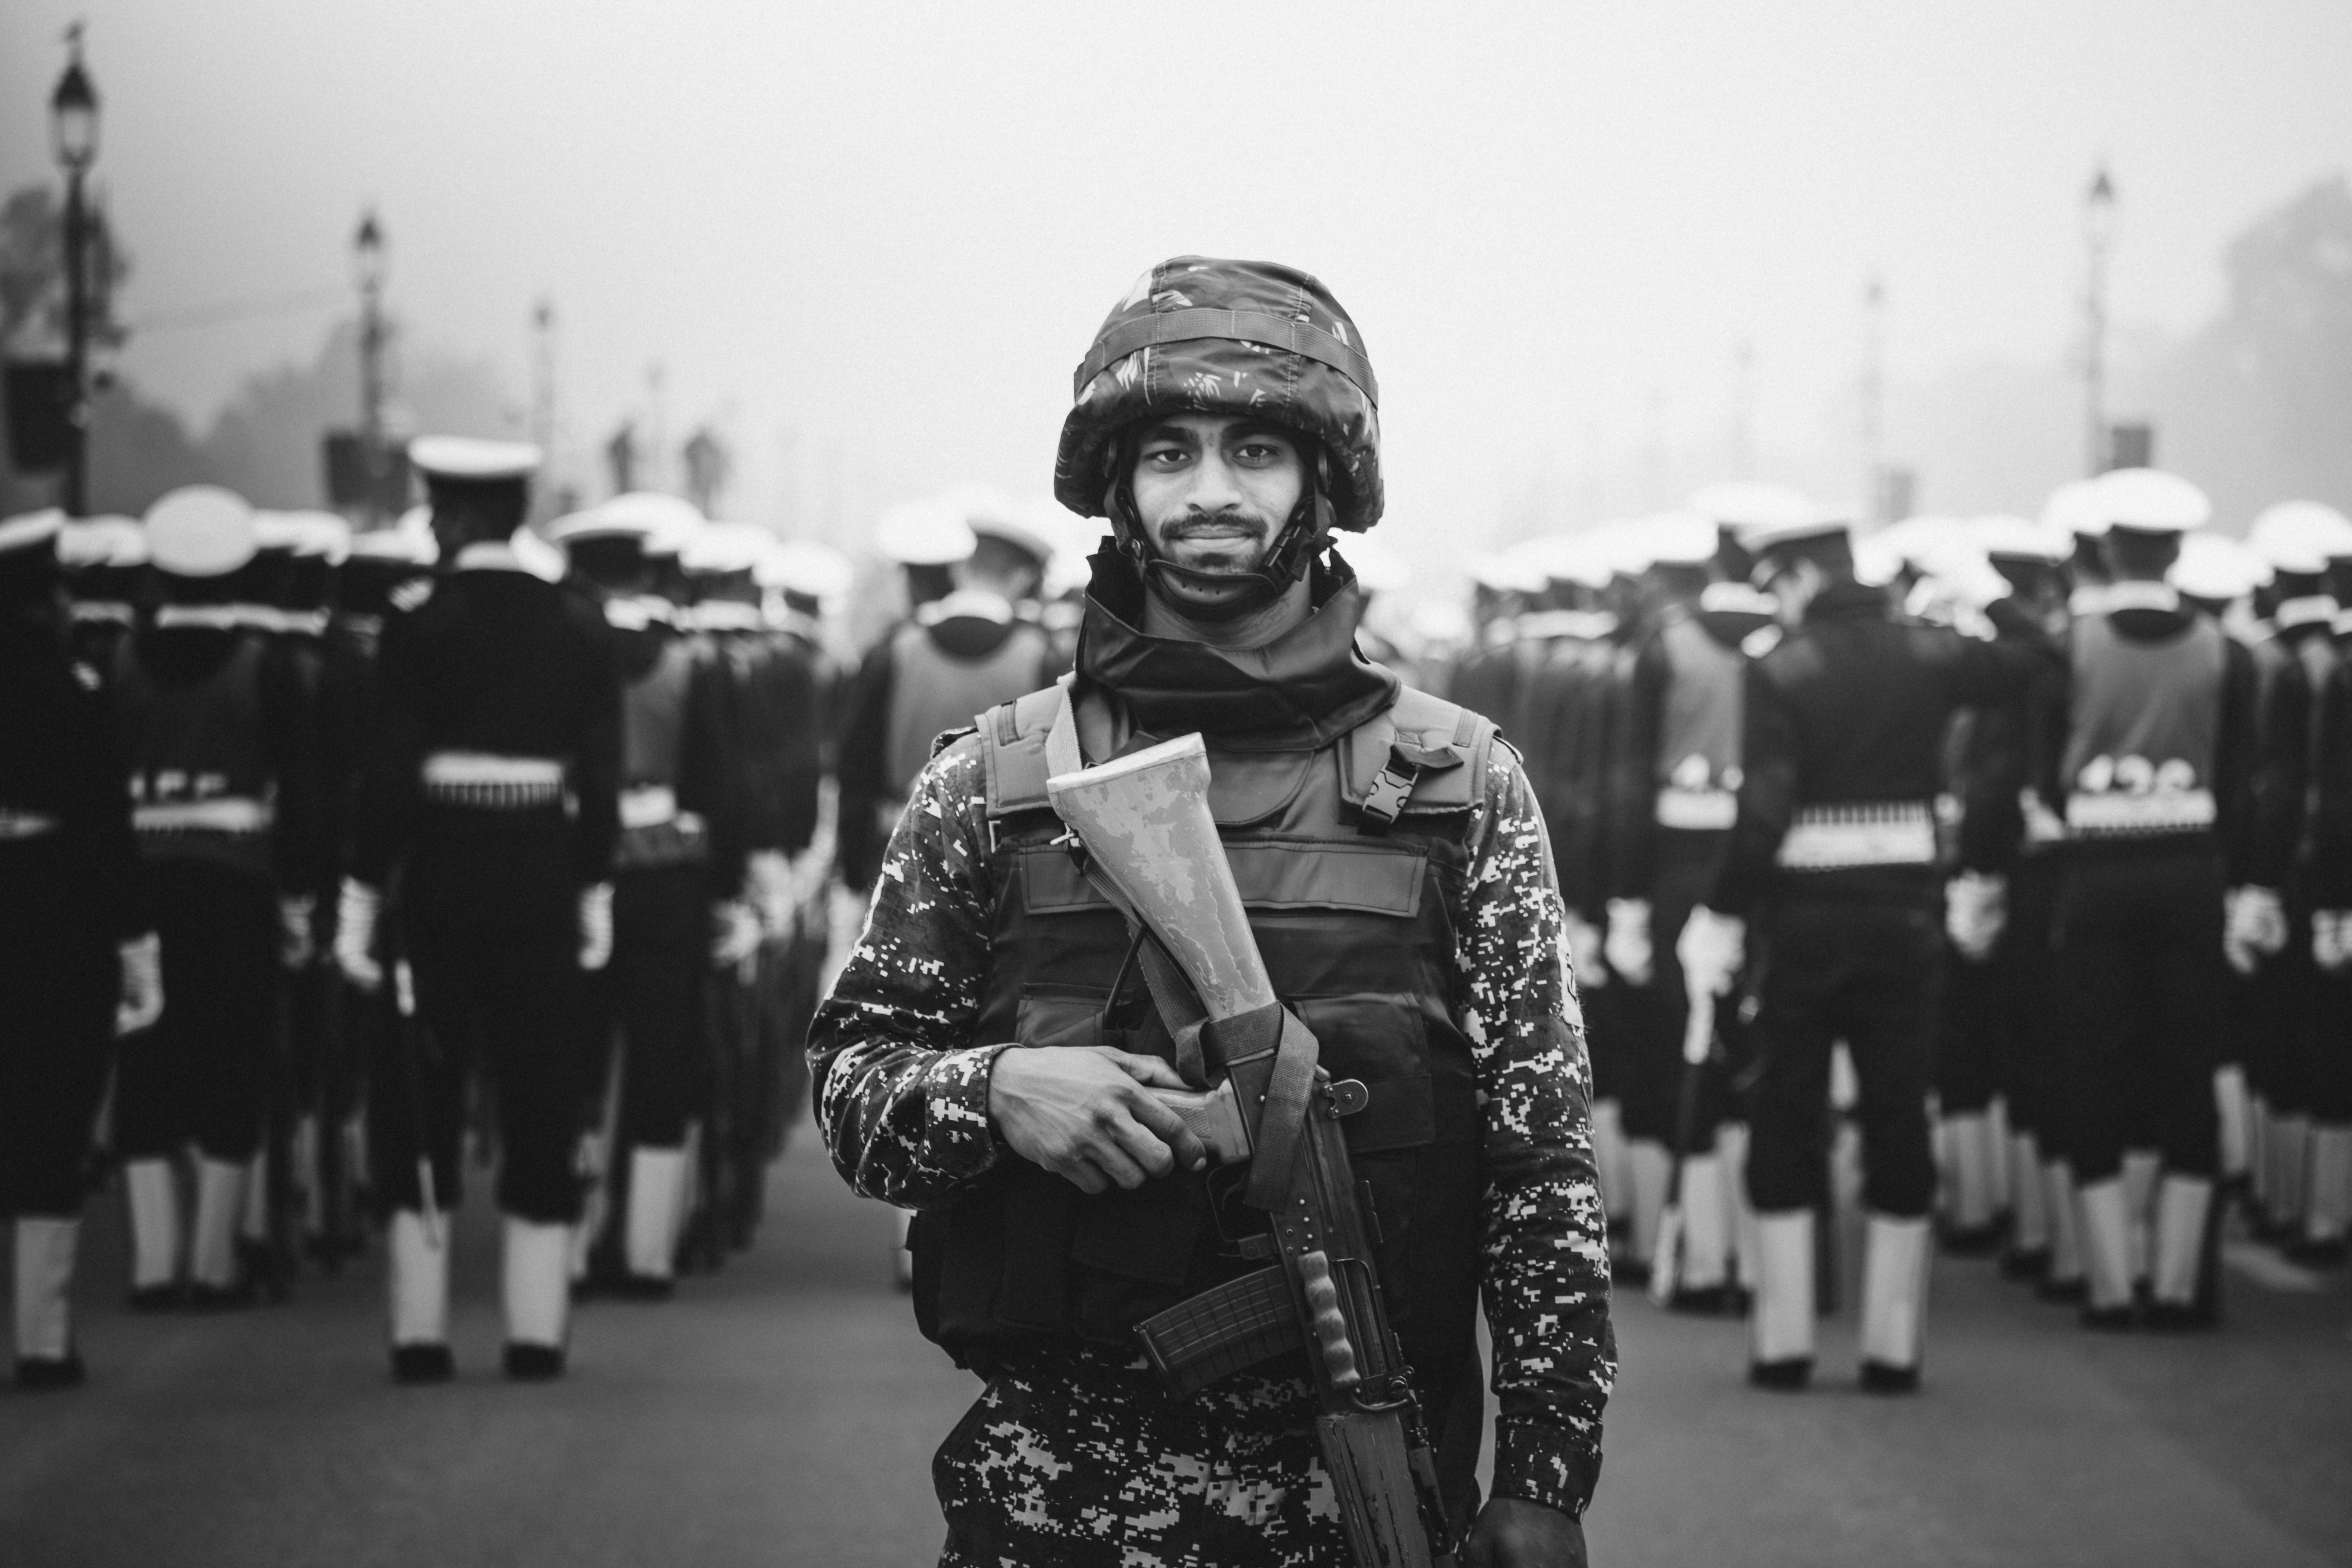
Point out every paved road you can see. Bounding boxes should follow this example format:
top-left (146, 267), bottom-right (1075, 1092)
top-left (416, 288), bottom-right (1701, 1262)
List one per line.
top-left (4, 1134), bottom-right (2348, 1567)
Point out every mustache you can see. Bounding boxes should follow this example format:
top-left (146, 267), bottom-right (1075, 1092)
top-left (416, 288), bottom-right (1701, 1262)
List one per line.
top-left (1161, 508), bottom-right (1270, 541)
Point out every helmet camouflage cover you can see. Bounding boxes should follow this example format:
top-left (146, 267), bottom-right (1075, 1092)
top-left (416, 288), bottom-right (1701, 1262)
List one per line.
top-left (1054, 257), bottom-right (1383, 532)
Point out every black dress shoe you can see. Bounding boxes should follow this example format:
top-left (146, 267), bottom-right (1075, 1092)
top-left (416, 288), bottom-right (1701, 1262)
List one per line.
top-left (503, 1343), bottom-right (565, 1381)
top-left (1748, 1357), bottom-right (1812, 1390)
top-left (2078, 1303), bottom-right (2136, 1331)
top-left (185, 1280), bottom-right (256, 1312)
top-left (2285, 1236), bottom-right (2347, 1269)
top-left (2035, 1274), bottom-right (2087, 1304)
top-left (15, 1353), bottom-right (86, 1390)
top-left (1999, 1246), bottom-right (2051, 1282)
top-left (1666, 1284), bottom-right (1731, 1315)
top-left (613, 1273), bottom-right (675, 1302)
top-left (2142, 1299), bottom-right (2220, 1332)
top-left (1939, 1223), bottom-right (2004, 1258)
top-left (128, 1283), bottom-right (183, 1313)
top-left (1860, 1359), bottom-right (1920, 1394)
top-left (390, 1343), bottom-right (456, 1384)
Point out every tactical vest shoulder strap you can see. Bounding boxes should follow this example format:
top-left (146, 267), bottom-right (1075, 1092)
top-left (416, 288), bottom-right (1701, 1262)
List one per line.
top-left (981, 682), bottom-right (1070, 818)
top-left (1341, 685), bottom-right (1495, 822)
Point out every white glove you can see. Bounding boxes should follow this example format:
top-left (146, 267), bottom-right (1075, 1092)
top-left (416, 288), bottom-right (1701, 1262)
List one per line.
top-left (278, 894), bottom-right (317, 970)
top-left (746, 849), bottom-right (796, 936)
top-left (1944, 872), bottom-right (2009, 963)
top-left (114, 933), bottom-right (164, 1036)
top-left (2314, 909), bottom-right (2352, 976)
top-left (1604, 898), bottom-right (1655, 987)
top-left (711, 898), bottom-right (763, 973)
top-left (1677, 906), bottom-right (1747, 998)
top-left (1562, 910), bottom-right (1609, 989)
top-left (334, 879), bottom-right (383, 993)
top-left (578, 882), bottom-right (615, 971)
top-left (2239, 886), bottom-right (2288, 955)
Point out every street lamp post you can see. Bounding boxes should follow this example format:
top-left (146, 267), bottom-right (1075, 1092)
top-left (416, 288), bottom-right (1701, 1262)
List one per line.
top-left (352, 210), bottom-right (388, 526)
top-left (50, 27), bottom-right (100, 517)
top-left (2083, 165), bottom-right (2118, 476)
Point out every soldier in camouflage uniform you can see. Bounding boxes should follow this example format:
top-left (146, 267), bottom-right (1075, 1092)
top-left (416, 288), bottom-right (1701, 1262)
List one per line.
top-left (811, 257), bottom-right (1612, 1567)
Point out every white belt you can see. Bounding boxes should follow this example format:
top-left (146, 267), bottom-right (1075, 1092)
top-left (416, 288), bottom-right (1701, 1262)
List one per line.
top-left (620, 784), bottom-right (694, 831)
top-left (69, 602), bottom-right (132, 626)
top-left (2065, 789), bottom-right (2216, 837)
top-left (421, 752), bottom-right (566, 809)
top-left (1777, 802), bottom-right (1936, 870)
top-left (0, 809), bottom-right (61, 840)
top-left (134, 797), bottom-right (273, 835)
top-left (1655, 787), bottom-right (1738, 831)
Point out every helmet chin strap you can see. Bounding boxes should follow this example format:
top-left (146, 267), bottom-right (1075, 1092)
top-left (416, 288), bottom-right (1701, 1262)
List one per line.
top-left (1105, 445), bottom-right (1334, 624)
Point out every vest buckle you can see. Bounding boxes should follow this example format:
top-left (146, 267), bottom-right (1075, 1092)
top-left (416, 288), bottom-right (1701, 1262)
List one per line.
top-left (1360, 750), bottom-right (1421, 829)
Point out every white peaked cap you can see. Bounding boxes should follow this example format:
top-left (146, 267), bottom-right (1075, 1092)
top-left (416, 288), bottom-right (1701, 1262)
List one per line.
top-left (942, 483), bottom-right (1057, 564)
top-left (1590, 518), bottom-right (1653, 577)
top-left (876, 498), bottom-right (976, 566)
top-left (145, 486), bottom-right (258, 577)
top-left (2040, 477), bottom-right (2109, 539)
top-left (1873, 515), bottom-right (1965, 569)
top-left (508, 528), bottom-right (567, 582)
top-left (1851, 534), bottom-right (1905, 588)
top-left (1644, 510), bottom-right (1720, 569)
top-left (1973, 514), bottom-right (2069, 564)
top-left (2248, 500), bottom-right (2352, 574)
top-left (0, 508), bottom-right (64, 558)
top-left (548, 492), bottom-right (705, 551)
top-left (348, 505), bottom-right (439, 568)
top-left (1335, 530), bottom-right (1410, 594)
top-left (1042, 510), bottom-right (1111, 599)
top-left (1694, 481), bottom-right (1841, 554)
top-left (757, 538), bottom-right (854, 600)
top-left (2096, 468), bottom-right (2211, 534)
top-left (679, 520), bottom-right (775, 575)
top-left (58, 515), bottom-right (146, 568)
top-left (408, 436), bottom-right (541, 480)
top-left (2170, 532), bottom-right (2270, 601)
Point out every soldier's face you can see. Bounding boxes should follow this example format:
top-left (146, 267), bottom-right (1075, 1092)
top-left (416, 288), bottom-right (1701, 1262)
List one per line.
top-left (1130, 414), bottom-right (1305, 577)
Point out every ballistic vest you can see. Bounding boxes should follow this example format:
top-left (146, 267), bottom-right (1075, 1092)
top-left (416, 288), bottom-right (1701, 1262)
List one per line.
top-left (882, 620), bottom-right (1053, 799)
top-left (615, 636), bottom-right (707, 869)
top-left (911, 681), bottom-right (1494, 1450)
top-left (113, 633), bottom-right (275, 880)
top-left (1654, 609), bottom-right (1745, 831)
top-left (2062, 612), bottom-right (2225, 839)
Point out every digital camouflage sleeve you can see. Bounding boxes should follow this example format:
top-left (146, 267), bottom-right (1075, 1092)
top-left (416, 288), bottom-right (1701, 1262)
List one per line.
top-left (809, 732), bottom-right (1616, 1517)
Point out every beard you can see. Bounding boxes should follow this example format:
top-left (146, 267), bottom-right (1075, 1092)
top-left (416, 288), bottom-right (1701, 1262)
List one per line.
top-left (1154, 508), bottom-right (1273, 575)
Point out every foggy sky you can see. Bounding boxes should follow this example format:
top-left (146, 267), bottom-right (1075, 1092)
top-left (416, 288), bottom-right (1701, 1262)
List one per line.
top-left (4, 0), bottom-right (2350, 565)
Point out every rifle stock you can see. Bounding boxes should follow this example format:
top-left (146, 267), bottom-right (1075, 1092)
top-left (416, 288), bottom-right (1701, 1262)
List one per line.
top-left (1047, 732), bottom-right (1454, 1568)
top-left (1044, 735), bottom-right (1276, 1021)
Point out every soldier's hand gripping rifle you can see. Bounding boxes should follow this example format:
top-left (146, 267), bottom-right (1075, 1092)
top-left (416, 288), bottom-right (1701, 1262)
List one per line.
top-left (1047, 733), bottom-right (1455, 1568)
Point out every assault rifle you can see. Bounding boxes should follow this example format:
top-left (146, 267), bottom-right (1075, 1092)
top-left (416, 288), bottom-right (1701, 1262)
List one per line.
top-left (1046, 733), bottom-right (1455, 1568)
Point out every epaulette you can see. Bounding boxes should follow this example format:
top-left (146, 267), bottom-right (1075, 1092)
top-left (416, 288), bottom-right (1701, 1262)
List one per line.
top-left (71, 661), bottom-right (102, 693)
top-left (1740, 624), bottom-right (1784, 659)
top-left (390, 578), bottom-right (434, 614)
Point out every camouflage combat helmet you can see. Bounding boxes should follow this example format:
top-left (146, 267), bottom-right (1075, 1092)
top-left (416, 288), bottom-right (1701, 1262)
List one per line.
top-left (1055, 257), bottom-right (1383, 617)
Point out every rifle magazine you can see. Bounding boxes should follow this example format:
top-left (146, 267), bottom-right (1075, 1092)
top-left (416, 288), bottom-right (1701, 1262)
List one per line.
top-left (1136, 1265), bottom-right (1303, 1396)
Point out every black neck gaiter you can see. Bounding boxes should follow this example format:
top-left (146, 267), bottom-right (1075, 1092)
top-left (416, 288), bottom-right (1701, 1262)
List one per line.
top-left (1074, 550), bottom-right (1398, 751)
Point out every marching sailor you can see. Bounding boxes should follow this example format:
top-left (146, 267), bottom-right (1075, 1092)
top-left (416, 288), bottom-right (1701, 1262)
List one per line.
top-left (339, 438), bottom-right (620, 1381)
top-left (1681, 495), bottom-right (2054, 1390)
top-left (0, 510), bottom-right (161, 1385)
top-left (112, 487), bottom-right (323, 1310)
top-left (2053, 470), bottom-right (2281, 1329)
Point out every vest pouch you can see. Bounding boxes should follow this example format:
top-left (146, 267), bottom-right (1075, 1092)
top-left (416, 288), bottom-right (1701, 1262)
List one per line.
top-left (1289, 992), bottom-right (1437, 1329)
top-left (1290, 993), bottom-right (1436, 1153)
